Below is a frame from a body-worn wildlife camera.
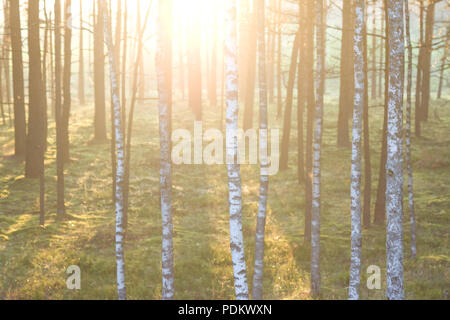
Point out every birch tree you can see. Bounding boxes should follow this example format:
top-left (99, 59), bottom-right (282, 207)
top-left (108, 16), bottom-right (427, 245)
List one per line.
top-left (404, 0), bottom-right (416, 259)
top-left (225, 0), bottom-right (249, 300)
top-left (102, 0), bottom-right (126, 300)
top-left (156, 0), bottom-right (174, 300)
top-left (252, 0), bottom-right (269, 301)
top-left (385, 0), bottom-right (405, 301)
top-left (348, 0), bottom-right (365, 301)
top-left (311, 0), bottom-right (325, 297)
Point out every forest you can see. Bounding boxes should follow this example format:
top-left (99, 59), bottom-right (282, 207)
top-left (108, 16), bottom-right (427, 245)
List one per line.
top-left (0, 0), bottom-right (448, 301)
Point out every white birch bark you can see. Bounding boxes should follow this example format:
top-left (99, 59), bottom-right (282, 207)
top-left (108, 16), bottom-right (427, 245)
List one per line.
top-left (252, 0), bottom-right (269, 301)
top-left (386, 0), bottom-right (405, 300)
top-left (225, 0), bottom-right (249, 300)
top-left (311, 0), bottom-right (325, 297)
top-left (156, 0), bottom-right (175, 300)
top-left (102, 0), bottom-right (126, 300)
top-left (404, 0), bottom-right (417, 259)
top-left (348, 0), bottom-right (365, 301)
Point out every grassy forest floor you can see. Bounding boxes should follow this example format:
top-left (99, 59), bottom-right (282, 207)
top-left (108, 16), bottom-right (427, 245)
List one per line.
top-left (0, 96), bottom-right (449, 300)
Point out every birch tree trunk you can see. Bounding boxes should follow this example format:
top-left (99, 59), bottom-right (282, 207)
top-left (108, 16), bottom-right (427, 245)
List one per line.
top-left (252, 0), bottom-right (269, 300)
top-left (304, 0), bottom-right (315, 243)
top-left (156, 0), bottom-right (174, 300)
top-left (348, 0), bottom-right (365, 301)
top-left (404, 0), bottom-right (417, 259)
top-left (102, 0), bottom-right (126, 300)
top-left (311, 0), bottom-right (325, 297)
top-left (385, 0), bottom-right (404, 301)
top-left (225, 0), bottom-right (249, 300)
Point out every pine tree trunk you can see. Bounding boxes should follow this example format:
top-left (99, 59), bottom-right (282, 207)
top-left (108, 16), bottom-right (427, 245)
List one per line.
top-left (62, 0), bottom-right (72, 163)
top-left (385, 0), bottom-right (405, 300)
top-left (94, 0), bottom-right (107, 142)
top-left (337, 0), bottom-right (354, 148)
top-left (276, 0), bottom-right (282, 119)
top-left (415, 1), bottom-right (424, 137)
top-left (54, 0), bottom-right (66, 217)
top-left (349, 0), bottom-right (365, 300)
top-left (209, 3), bottom-right (218, 107)
top-left (362, 11), bottom-right (372, 229)
top-left (374, 0), bottom-right (389, 225)
top-left (371, 0), bottom-right (377, 100)
top-left (2, 0), bottom-right (12, 127)
top-left (279, 30), bottom-right (300, 171)
top-left (420, 2), bottom-right (435, 123)
top-left (252, 0), bottom-right (269, 300)
top-left (78, 0), bottom-right (85, 105)
top-left (0, 61), bottom-right (4, 125)
top-left (188, 8), bottom-right (202, 121)
top-left (25, 0), bottom-right (45, 179)
top-left (243, 8), bottom-right (257, 131)
top-left (297, 0), bottom-right (306, 185)
top-left (225, 0), bottom-right (249, 300)
top-left (436, 26), bottom-right (448, 99)
top-left (378, 7), bottom-right (384, 99)
top-left (9, 0), bottom-right (26, 158)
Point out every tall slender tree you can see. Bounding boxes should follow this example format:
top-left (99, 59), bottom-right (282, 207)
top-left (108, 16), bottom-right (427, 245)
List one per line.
top-left (404, 0), bottom-right (417, 259)
top-left (337, 0), bottom-right (354, 148)
top-left (420, 1), bottom-right (436, 122)
top-left (385, 0), bottom-right (405, 301)
top-left (102, 0), bottom-right (126, 300)
top-left (188, 2), bottom-right (202, 121)
top-left (279, 30), bottom-right (300, 171)
top-left (374, 0), bottom-right (390, 225)
top-left (311, 0), bottom-right (325, 297)
top-left (9, 0), bottom-right (26, 158)
top-left (78, 0), bottom-right (85, 105)
top-left (297, 0), bottom-right (306, 185)
top-left (25, 0), bottom-right (45, 179)
top-left (94, 0), bottom-right (107, 142)
top-left (62, 0), bottom-right (72, 162)
top-left (225, 0), bottom-right (249, 300)
top-left (415, 1), bottom-right (424, 137)
top-left (55, 0), bottom-right (66, 217)
top-left (349, 0), bottom-right (365, 300)
top-left (252, 0), bottom-right (269, 300)
top-left (243, 7), bottom-right (257, 131)
top-left (362, 5), bottom-right (372, 229)
top-left (304, 0), bottom-right (316, 243)
top-left (156, 0), bottom-right (174, 300)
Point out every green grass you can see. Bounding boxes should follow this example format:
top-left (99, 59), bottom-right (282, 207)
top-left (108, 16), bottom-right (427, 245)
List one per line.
top-left (0, 96), bottom-right (449, 300)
